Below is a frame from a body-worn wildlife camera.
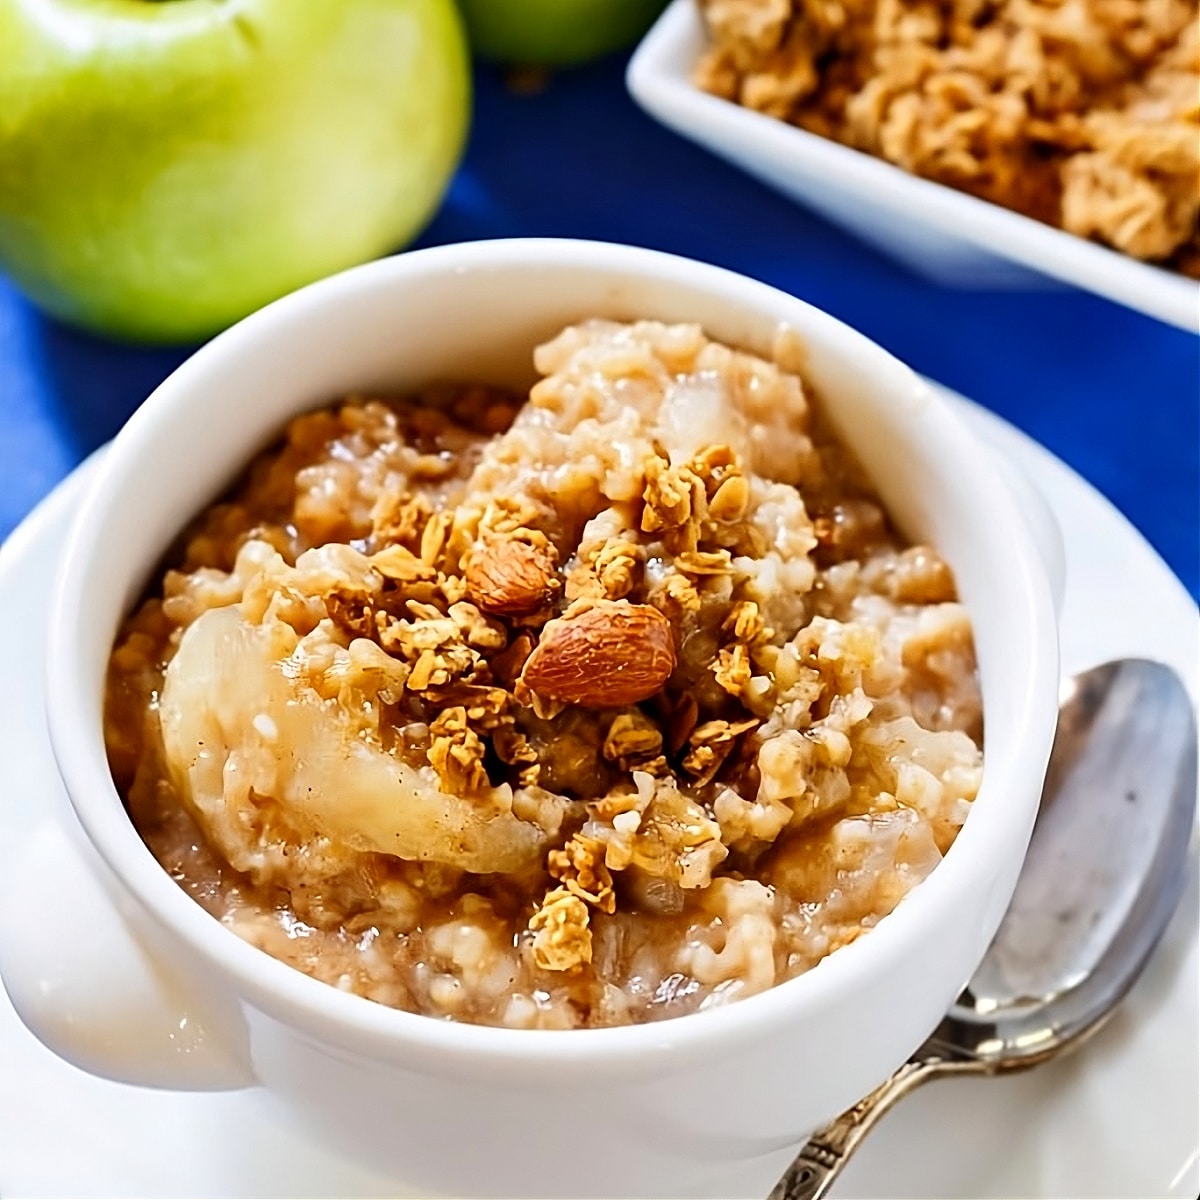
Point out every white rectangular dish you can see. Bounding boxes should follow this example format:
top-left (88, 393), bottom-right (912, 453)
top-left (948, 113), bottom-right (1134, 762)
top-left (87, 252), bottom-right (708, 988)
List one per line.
top-left (627, 0), bottom-right (1200, 332)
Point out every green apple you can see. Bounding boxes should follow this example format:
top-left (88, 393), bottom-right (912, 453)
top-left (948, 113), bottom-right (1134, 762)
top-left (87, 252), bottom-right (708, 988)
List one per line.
top-left (456, 0), bottom-right (665, 66)
top-left (0, 0), bottom-right (470, 343)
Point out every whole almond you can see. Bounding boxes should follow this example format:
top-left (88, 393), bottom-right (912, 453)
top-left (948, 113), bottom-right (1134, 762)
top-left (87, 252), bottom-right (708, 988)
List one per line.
top-left (519, 600), bottom-right (676, 708)
top-left (465, 538), bottom-right (560, 616)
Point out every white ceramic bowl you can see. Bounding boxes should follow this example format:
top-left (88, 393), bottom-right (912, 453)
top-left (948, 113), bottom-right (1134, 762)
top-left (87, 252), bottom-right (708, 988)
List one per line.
top-left (627, 0), bottom-right (1200, 333)
top-left (0, 239), bottom-right (1058, 1199)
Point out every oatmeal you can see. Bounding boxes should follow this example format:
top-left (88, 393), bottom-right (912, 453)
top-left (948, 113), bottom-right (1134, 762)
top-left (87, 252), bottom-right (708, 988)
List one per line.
top-left (104, 320), bottom-right (983, 1029)
top-left (693, 0), bottom-right (1200, 276)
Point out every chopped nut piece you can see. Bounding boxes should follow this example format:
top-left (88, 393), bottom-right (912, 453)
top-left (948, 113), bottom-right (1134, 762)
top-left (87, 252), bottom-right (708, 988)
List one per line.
top-left (714, 642), bottom-right (753, 698)
top-left (675, 549), bottom-right (733, 575)
top-left (406, 599), bottom-right (447, 623)
top-left (371, 490), bottom-right (431, 548)
top-left (642, 450), bottom-right (705, 535)
top-left (652, 573), bottom-right (702, 622)
top-left (476, 497), bottom-right (548, 542)
top-left (602, 712), bottom-right (665, 771)
top-left (723, 599), bottom-right (765, 643)
top-left (708, 473), bottom-right (751, 522)
top-left (447, 601), bottom-right (507, 651)
top-left (518, 600), bottom-right (677, 708)
top-left (324, 585), bottom-right (376, 638)
top-left (494, 727), bottom-right (538, 768)
top-left (489, 630), bottom-right (536, 687)
top-left (421, 682), bottom-right (511, 725)
top-left (567, 535), bottom-right (644, 602)
top-left (420, 512), bottom-right (451, 567)
top-left (371, 544), bottom-right (438, 584)
top-left (378, 610), bottom-right (483, 693)
top-left (464, 535), bottom-right (561, 616)
top-left (412, 646), bottom-right (474, 691)
top-left (437, 572), bottom-right (470, 606)
top-left (592, 537), bottom-right (642, 598)
top-left (548, 834), bottom-right (617, 914)
top-left (528, 887), bottom-right (593, 971)
top-left (428, 707), bottom-right (490, 796)
top-left (681, 718), bottom-right (760, 786)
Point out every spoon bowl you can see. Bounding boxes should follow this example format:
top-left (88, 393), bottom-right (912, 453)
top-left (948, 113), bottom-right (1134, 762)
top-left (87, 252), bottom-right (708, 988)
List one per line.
top-left (773, 658), bottom-right (1198, 1199)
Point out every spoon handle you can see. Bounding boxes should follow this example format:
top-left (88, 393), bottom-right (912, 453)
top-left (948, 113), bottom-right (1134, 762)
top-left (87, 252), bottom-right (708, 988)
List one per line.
top-left (768, 1056), bottom-right (954, 1200)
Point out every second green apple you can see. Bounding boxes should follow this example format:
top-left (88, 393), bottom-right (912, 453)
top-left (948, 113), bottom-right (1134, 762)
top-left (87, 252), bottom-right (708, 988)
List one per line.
top-left (457, 0), bottom-right (666, 66)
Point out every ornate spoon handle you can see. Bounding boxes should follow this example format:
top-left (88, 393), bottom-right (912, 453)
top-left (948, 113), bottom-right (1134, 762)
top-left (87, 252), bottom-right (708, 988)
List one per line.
top-left (768, 1054), bottom-right (970, 1200)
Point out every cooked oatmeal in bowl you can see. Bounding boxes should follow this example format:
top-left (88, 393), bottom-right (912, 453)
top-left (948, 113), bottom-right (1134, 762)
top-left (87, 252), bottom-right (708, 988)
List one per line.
top-left (21, 240), bottom-right (1058, 1197)
top-left (105, 317), bottom-right (983, 1030)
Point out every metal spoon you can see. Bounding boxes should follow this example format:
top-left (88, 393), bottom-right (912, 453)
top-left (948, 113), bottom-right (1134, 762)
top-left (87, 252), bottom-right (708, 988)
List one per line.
top-left (771, 658), bottom-right (1198, 1200)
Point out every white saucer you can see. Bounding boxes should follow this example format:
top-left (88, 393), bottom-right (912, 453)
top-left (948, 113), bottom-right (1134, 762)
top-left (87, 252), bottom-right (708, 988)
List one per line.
top-left (1, 392), bottom-right (1196, 1200)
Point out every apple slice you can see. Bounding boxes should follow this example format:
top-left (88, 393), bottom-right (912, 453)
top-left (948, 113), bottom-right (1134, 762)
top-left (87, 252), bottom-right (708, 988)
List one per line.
top-left (159, 605), bottom-right (552, 879)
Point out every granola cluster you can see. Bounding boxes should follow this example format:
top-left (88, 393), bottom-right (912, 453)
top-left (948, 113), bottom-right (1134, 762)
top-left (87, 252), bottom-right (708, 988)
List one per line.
top-left (694, 0), bottom-right (1200, 274)
top-left (105, 320), bottom-right (983, 1028)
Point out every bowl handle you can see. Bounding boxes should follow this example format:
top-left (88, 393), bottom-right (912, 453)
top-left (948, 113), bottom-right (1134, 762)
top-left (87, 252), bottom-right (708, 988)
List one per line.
top-left (0, 818), bottom-right (255, 1091)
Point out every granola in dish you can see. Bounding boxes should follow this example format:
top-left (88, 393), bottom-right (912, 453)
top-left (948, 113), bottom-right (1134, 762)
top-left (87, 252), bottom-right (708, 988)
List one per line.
top-left (104, 320), bottom-right (983, 1029)
top-left (694, 0), bottom-right (1200, 276)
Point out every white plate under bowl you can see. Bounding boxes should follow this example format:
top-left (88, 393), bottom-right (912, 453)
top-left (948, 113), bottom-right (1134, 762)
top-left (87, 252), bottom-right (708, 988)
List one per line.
top-left (627, 0), bottom-right (1200, 332)
top-left (0, 390), bottom-right (1196, 1199)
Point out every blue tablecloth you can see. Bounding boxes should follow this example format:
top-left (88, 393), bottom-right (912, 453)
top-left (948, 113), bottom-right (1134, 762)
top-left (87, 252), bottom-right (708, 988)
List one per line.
top-left (2, 55), bottom-right (1196, 599)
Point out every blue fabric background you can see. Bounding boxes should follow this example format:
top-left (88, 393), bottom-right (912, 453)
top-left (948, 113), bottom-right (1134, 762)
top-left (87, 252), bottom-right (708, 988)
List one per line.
top-left (1, 57), bottom-right (1196, 599)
